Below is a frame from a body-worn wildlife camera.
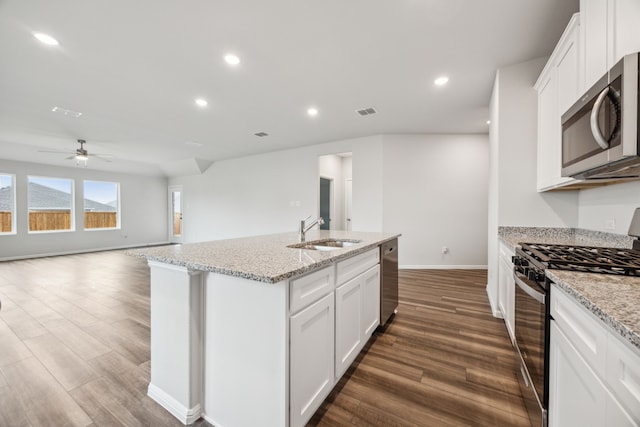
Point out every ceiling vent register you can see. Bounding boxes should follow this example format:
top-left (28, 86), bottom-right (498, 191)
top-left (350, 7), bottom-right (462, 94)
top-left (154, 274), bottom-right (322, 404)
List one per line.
top-left (356, 107), bottom-right (377, 116)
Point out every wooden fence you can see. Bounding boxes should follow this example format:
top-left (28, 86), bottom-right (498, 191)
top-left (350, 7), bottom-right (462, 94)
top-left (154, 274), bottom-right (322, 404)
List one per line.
top-left (26, 211), bottom-right (118, 231)
top-left (84, 212), bottom-right (117, 229)
top-left (0, 211), bottom-right (11, 232)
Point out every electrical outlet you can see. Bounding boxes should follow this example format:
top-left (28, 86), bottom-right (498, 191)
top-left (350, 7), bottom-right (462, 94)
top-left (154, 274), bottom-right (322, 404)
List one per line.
top-left (605, 219), bottom-right (616, 230)
top-left (441, 246), bottom-right (449, 254)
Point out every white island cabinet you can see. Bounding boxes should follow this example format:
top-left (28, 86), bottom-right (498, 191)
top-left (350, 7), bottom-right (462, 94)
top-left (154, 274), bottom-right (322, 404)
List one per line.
top-left (134, 231), bottom-right (398, 427)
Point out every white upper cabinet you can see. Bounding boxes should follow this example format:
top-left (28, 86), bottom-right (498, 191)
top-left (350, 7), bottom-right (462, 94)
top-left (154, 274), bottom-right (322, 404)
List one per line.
top-left (581, 0), bottom-right (640, 92)
top-left (536, 14), bottom-right (581, 191)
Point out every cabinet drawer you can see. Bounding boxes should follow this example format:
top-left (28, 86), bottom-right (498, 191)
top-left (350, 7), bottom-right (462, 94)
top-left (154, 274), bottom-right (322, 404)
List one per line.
top-left (606, 332), bottom-right (640, 424)
top-left (550, 284), bottom-right (607, 377)
top-left (336, 248), bottom-right (379, 286)
top-left (290, 265), bottom-right (335, 314)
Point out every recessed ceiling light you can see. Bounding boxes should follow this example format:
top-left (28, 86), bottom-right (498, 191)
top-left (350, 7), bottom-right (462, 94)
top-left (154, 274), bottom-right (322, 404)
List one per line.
top-left (434, 76), bottom-right (449, 86)
top-left (486, 120), bottom-right (491, 125)
top-left (195, 98), bottom-right (208, 107)
top-left (307, 107), bottom-right (319, 117)
top-left (33, 32), bottom-right (59, 46)
top-left (224, 54), bottom-right (240, 65)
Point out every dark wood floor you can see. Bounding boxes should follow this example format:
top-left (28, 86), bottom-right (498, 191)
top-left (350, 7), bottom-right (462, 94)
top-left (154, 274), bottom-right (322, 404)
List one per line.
top-left (309, 269), bottom-right (530, 427)
top-left (0, 253), bottom-right (528, 426)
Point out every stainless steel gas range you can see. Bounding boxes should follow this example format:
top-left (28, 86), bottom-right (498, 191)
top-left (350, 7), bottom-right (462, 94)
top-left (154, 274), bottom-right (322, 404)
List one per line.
top-left (512, 242), bottom-right (640, 427)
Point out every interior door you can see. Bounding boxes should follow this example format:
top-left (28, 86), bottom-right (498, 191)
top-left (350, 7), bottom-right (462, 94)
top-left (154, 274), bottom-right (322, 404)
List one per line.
top-left (319, 177), bottom-right (331, 230)
top-left (169, 185), bottom-right (183, 243)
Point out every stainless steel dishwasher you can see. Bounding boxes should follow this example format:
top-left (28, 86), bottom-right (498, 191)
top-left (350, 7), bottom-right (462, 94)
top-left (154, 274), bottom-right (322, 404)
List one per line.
top-left (380, 239), bottom-right (398, 325)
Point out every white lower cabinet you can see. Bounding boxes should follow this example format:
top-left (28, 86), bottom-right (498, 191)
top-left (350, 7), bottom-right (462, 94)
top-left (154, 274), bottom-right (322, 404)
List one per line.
top-left (335, 275), bottom-right (363, 378)
top-left (361, 265), bottom-right (381, 338)
top-left (549, 284), bottom-right (640, 426)
top-left (290, 292), bottom-right (335, 427)
top-left (289, 248), bottom-right (381, 427)
top-left (549, 321), bottom-right (607, 427)
top-left (497, 242), bottom-right (515, 342)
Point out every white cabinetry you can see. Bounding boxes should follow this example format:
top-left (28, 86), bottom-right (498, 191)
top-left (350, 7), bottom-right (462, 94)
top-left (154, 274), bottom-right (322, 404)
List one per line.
top-left (581, 0), bottom-right (640, 91)
top-left (335, 264), bottom-right (380, 378)
top-left (549, 284), bottom-right (640, 426)
top-left (290, 293), bottom-right (335, 427)
top-left (535, 14), bottom-right (581, 191)
top-left (290, 248), bottom-right (380, 427)
top-left (497, 241), bottom-right (515, 343)
top-left (335, 249), bottom-right (380, 379)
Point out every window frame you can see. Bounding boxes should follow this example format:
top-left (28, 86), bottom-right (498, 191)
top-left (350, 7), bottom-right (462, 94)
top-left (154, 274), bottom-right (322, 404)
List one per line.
top-left (83, 180), bottom-right (121, 231)
top-left (27, 175), bottom-right (76, 234)
top-left (0, 173), bottom-right (16, 235)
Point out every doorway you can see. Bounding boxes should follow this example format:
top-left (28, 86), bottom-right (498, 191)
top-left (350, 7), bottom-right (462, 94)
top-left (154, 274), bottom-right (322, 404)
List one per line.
top-left (318, 152), bottom-right (352, 231)
top-left (169, 185), bottom-right (183, 243)
top-left (319, 177), bottom-right (332, 230)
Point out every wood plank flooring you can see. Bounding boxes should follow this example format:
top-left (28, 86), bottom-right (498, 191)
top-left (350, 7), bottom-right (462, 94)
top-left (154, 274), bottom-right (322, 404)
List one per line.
top-left (309, 269), bottom-right (530, 427)
top-left (0, 253), bottom-right (529, 427)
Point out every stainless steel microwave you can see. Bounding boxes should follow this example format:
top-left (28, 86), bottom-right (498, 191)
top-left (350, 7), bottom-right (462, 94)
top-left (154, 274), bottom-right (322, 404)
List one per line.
top-left (561, 52), bottom-right (640, 179)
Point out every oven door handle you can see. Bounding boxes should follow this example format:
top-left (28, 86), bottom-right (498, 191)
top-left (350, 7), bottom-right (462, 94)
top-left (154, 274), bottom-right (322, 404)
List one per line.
top-left (513, 271), bottom-right (546, 304)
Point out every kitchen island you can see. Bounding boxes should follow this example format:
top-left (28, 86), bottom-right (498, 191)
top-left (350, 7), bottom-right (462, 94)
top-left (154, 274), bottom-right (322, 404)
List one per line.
top-left (132, 230), bottom-right (399, 427)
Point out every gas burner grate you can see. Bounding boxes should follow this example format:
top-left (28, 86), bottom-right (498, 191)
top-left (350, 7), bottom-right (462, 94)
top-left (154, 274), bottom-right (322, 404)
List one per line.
top-left (519, 243), bottom-right (640, 276)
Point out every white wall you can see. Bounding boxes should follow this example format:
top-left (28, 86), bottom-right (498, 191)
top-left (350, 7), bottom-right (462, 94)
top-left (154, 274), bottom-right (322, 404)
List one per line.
top-left (578, 181), bottom-right (640, 233)
top-left (487, 57), bottom-right (580, 314)
top-left (382, 134), bottom-right (489, 268)
top-left (171, 133), bottom-right (490, 268)
top-left (318, 154), bottom-right (347, 230)
top-left (170, 136), bottom-right (384, 243)
top-left (0, 159), bottom-right (168, 260)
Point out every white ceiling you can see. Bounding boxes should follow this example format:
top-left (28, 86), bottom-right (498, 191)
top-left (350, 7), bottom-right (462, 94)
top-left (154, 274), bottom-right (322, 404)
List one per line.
top-left (0, 0), bottom-right (579, 176)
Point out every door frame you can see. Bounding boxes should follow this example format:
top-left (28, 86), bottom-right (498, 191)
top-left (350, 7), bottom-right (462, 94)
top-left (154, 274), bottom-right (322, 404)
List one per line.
top-left (168, 185), bottom-right (183, 243)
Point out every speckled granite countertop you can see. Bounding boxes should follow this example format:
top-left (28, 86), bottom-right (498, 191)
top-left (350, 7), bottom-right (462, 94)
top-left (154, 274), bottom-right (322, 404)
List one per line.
top-left (548, 269), bottom-right (640, 351)
top-left (498, 226), bottom-right (635, 251)
top-left (498, 226), bottom-right (639, 352)
top-left (130, 230), bottom-right (400, 284)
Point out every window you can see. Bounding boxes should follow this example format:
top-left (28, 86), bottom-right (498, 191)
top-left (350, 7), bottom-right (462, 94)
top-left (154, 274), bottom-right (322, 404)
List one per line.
top-left (84, 180), bottom-right (119, 230)
top-left (28, 176), bottom-right (74, 232)
top-left (0, 174), bottom-right (16, 234)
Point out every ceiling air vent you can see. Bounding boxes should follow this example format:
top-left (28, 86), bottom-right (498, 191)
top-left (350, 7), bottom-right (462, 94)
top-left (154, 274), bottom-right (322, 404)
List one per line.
top-left (254, 132), bottom-right (269, 137)
top-left (356, 107), bottom-right (377, 116)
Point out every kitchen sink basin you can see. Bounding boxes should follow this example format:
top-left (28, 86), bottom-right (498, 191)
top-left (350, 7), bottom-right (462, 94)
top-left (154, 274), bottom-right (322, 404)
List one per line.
top-left (287, 239), bottom-right (362, 251)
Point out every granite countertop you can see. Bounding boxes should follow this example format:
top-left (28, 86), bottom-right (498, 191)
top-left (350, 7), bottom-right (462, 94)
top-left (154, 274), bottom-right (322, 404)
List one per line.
top-left (130, 230), bottom-right (400, 284)
top-left (548, 269), bottom-right (640, 352)
top-left (498, 226), bottom-right (639, 352)
top-left (498, 226), bottom-right (635, 251)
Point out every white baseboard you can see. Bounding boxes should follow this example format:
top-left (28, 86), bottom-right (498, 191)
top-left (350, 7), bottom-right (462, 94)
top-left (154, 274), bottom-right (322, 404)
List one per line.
top-left (399, 265), bottom-right (488, 270)
top-left (486, 285), bottom-right (502, 318)
top-left (0, 241), bottom-right (170, 262)
top-left (148, 383), bottom-right (201, 425)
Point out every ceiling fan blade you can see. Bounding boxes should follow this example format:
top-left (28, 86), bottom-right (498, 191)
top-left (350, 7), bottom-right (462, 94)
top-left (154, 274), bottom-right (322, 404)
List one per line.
top-left (65, 155), bottom-right (77, 160)
top-left (91, 155), bottom-right (113, 162)
top-left (38, 149), bottom-right (74, 154)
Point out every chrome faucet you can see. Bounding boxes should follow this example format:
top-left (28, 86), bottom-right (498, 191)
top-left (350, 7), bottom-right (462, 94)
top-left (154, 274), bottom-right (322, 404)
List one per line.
top-left (299, 215), bottom-right (325, 242)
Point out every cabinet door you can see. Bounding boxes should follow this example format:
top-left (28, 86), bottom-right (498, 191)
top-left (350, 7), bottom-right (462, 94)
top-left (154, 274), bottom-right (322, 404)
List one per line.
top-left (537, 73), bottom-right (559, 191)
top-left (335, 276), bottom-right (363, 378)
top-left (549, 321), bottom-right (607, 427)
top-left (498, 251), bottom-right (515, 343)
top-left (361, 265), bottom-right (380, 338)
top-left (290, 293), bottom-right (335, 427)
top-left (581, 0), bottom-right (608, 90)
top-left (556, 22), bottom-right (580, 117)
top-left (608, 0), bottom-right (640, 67)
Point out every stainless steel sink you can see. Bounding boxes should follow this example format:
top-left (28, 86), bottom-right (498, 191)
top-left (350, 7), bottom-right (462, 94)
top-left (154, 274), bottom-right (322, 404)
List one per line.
top-left (287, 239), bottom-right (362, 251)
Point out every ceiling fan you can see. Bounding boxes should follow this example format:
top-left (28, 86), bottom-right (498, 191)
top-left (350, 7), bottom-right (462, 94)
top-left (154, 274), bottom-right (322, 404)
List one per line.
top-left (39, 139), bottom-right (113, 166)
